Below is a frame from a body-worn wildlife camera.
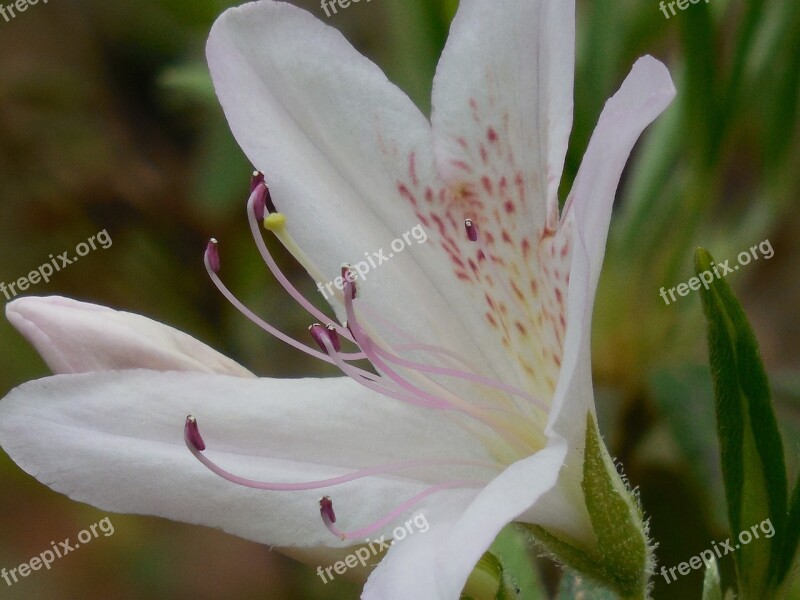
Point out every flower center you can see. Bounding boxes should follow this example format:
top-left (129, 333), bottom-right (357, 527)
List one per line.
top-left (186, 171), bottom-right (552, 541)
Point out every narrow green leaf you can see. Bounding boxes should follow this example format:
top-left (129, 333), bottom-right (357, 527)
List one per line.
top-left (678, 2), bottom-right (723, 165)
top-left (694, 248), bottom-right (787, 597)
top-left (702, 557), bottom-right (723, 600)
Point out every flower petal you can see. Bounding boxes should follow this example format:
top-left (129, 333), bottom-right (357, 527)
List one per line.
top-left (0, 370), bottom-right (493, 548)
top-left (5, 296), bottom-right (253, 377)
top-left (362, 439), bottom-right (568, 599)
top-left (564, 55), bottom-right (676, 297)
top-left (524, 57), bottom-right (676, 542)
top-left (395, 0), bottom-right (578, 400)
top-left (431, 0), bottom-right (575, 225)
top-left (206, 1), bottom-right (524, 388)
top-left (552, 55), bottom-right (676, 442)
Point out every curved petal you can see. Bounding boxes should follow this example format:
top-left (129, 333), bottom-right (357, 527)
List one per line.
top-left (5, 296), bottom-right (253, 377)
top-left (550, 55), bottom-right (676, 440)
top-left (206, 0), bottom-right (520, 387)
top-left (362, 439), bottom-right (568, 599)
top-left (526, 57), bottom-right (676, 542)
top-left (0, 370), bottom-right (494, 548)
top-left (563, 55), bottom-right (676, 299)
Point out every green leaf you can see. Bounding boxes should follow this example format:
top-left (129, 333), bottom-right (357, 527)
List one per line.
top-left (491, 525), bottom-right (548, 600)
top-left (582, 412), bottom-right (649, 598)
top-left (557, 570), bottom-right (618, 600)
top-left (694, 248), bottom-right (787, 596)
top-left (678, 1), bottom-right (723, 165)
top-left (775, 473), bottom-right (800, 584)
top-left (702, 557), bottom-right (723, 600)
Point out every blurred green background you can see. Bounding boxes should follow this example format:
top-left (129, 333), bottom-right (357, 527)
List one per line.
top-left (0, 0), bottom-right (798, 598)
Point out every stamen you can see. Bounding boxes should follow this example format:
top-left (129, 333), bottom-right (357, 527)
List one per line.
top-left (320, 497), bottom-right (341, 539)
top-left (309, 323), bottom-right (341, 353)
top-left (250, 170), bottom-right (265, 192)
top-left (369, 338), bottom-right (546, 411)
top-left (342, 264), bottom-right (357, 299)
top-left (246, 191), bottom-right (357, 344)
top-left (252, 184), bottom-right (267, 222)
top-left (318, 330), bottom-right (447, 408)
top-left (185, 415), bottom-right (498, 492)
top-left (464, 219), bottom-right (478, 242)
top-left (250, 171), bottom-right (276, 215)
top-left (343, 282), bottom-right (541, 450)
top-left (184, 415), bottom-right (206, 451)
top-left (320, 480), bottom-right (484, 541)
top-left (205, 239), bottom-right (220, 274)
top-left (204, 238), bottom-right (366, 366)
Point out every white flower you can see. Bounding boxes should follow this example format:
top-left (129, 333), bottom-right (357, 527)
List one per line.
top-left (0, 1), bottom-right (674, 597)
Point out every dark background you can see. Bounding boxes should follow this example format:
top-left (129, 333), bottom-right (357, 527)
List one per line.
top-left (1, 0), bottom-right (798, 598)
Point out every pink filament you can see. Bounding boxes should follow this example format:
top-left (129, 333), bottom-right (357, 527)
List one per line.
top-left (204, 243), bottom-right (368, 368)
top-left (184, 416), bottom-right (497, 492)
top-left (246, 189), bottom-right (357, 345)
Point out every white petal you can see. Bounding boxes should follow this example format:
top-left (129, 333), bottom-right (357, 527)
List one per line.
top-left (432, 0), bottom-right (575, 224)
top-left (206, 0), bottom-right (432, 282)
top-left (407, 0), bottom-right (580, 398)
top-left (206, 1), bottom-right (523, 388)
top-left (362, 440), bottom-right (568, 599)
top-left (529, 57), bottom-right (675, 541)
top-left (5, 296), bottom-right (253, 377)
top-left (564, 56), bottom-right (676, 298)
top-left (0, 371), bottom-right (493, 548)
top-left (551, 55), bottom-right (675, 441)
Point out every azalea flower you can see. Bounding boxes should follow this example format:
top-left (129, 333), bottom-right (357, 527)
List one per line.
top-left (0, 0), bottom-right (675, 597)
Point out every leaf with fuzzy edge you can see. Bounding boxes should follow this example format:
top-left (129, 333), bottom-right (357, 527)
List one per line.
top-left (523, 412), bottom-right (651, 599)
top-left (695, 248), bottom-right (787, 596)
top-left (558, 570), bottom-right (618, 599)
